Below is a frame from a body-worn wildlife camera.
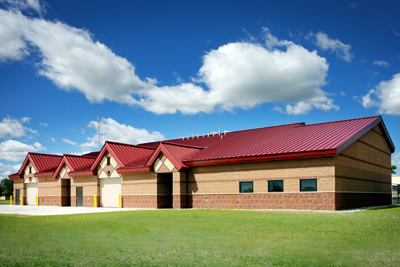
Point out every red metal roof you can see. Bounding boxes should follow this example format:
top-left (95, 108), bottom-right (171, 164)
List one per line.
top-left (145, 143), bottom-right (201, 171)
top-left (13, 153), bottom-right (63, 178)
top-left (53, 154), bottom-right (97, 178)
top-left (9, 116), bottom-right (395, 178)
top-left (90, 141), bottom-right (155, 170)
top-left (179, 116), bottom-right (392, 163)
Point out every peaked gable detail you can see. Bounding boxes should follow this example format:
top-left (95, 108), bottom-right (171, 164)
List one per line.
top-left (146, 143), bottom-right (201, 172)
top-left (9, 152), bottom-right (63, 179)
top-left (153, 153), bottom-right (178, 173)
top-left (53, 154), bottom-right (97, 179)
top-left (97, 152), bottom-right (121, 178)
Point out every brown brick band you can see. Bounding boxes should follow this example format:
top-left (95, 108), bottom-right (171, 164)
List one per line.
top-left (121, 195), bottom-right (158, 208)
top-left (38, 196), bottom-right (62, 206)
top-left (187, 193), bottom-right (336, 210)
top-left (335, 192), bottom-right (391, 210)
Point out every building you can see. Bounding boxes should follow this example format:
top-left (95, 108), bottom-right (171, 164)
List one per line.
top-left (392, 176), bottom-right (400, 204)
top-left (9, 116), bottom-right (395, 210)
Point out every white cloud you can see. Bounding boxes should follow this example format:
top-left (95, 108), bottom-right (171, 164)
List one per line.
top-left (0, 116), bottom-right (37, 139)
top-left (39, 122), bottom-right (48, 126)
top-left (309, 31), bottom-right (353, 62)
top-left (51, 137), bottom-right (56, 142)
top-left (361, 73), bottom-right (400, 115)
top-left (0, 162), bottom-right (21, 179)
top-left (62, 138), bottom-right (77, 146)
top-left (373, 60), bottom-right (390, 67)
top-left (81, 118), bottom-right (164, 148)
top-left (0, 139), bottom-right (46, 161)
top-left (64, 118), bottom-right (166, 152)
top-left (1, 0), bottom-right (44, 15)
top-left (0, 4), bottom-right (338, 115)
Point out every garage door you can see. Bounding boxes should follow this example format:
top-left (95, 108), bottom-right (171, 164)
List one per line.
top-left (100, 178), bottom-right (121, 207)
top-left (26, 183), bottom-right (38, 206)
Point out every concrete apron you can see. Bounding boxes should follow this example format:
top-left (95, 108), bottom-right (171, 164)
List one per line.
top-left (0, 205), bottom-right (149, 216)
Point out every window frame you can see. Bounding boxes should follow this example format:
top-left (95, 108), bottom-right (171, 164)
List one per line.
top-left (300, 179), bottom-right (317, 192)
top-left (239, 181), bottom-right (254, 193)
top-left (268, 180), bottom-right (284, 192)
top-left (106, 157), bottom-right (111, 166)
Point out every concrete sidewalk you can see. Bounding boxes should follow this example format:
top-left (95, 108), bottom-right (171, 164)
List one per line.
top-left (0, 205), bottom-right (146, 216)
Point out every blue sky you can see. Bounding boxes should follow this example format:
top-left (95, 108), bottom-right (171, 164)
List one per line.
top-left (1, 0), bottom-right (400, 178)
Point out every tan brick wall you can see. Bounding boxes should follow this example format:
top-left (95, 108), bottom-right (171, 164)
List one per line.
top-left (34, 177), bottom-right (63, 206)
top-left (187, 157), bottom-right (335, 195)
top-left (335, 126), bottom-right (392, 194)
top-left (71, 176), bottom-right (99, 197)
top-left (37, 177), bottom-right (61, 196)
top-left (121, 172), bottom-right (158, 195)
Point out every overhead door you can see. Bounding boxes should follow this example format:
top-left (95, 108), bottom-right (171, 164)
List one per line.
top-left (26, 183), bottom-right (38, 206)
top-left (100, 178), bottom-right (121, 207)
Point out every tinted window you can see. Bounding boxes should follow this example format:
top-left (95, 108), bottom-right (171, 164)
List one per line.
top-left (240, 182), bottom-right (253, 193)
top-left (268, 180), bottom-right (283, 192)
top-left (300, 179), bottom-right (317, 191)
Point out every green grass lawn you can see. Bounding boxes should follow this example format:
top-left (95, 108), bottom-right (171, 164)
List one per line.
top-left (1, 208), bottom-right (399, 266)
top-left (0, 200), bottom-right (10, 204)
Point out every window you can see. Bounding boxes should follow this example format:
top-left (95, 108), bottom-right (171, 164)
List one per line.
top-left (268, 180), bottom-right (283, 192)
top-left (300, 179), bottom-right (317, 192)
top-left (106, 157), bottom-right (111, 166)
top-left (240, 181), bottom-right (253, 193)
top-left (29, 167), bottom-right (32, 174)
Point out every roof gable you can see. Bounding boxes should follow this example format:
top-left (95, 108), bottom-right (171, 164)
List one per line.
top-left (53, 154), bottom-right (97, 178)
top-left (90, 141), bottom-right (155, 171)
top-left (13, 153), bottom-right (63, 178)
top-left (146, 143), bottom-right (201, 171)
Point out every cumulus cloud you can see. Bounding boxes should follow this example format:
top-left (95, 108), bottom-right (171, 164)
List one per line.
top-left (373, 60), bottom-right (390, 67)
top-left (0, 139), bottom-right (46, 161)
top-left (0, 3), bottom-right (338, 115)
top-left (84, 118), bottom-right (164, 147)
top-left (308, 31), bottom-right (353, 62)
top-left (361, 73), bottom-right (400, 115)
top-left (0, 161), bottom-right (21, 178)
top-left (62, 138), bottom-right (77, 146)
top-left (65, 118), bottom-right (165, 152)
top-left (0, 116), bottom-right (37, 139)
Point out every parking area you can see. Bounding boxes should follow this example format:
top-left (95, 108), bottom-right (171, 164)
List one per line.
top-left (0, 205), bottom-right (147, 216)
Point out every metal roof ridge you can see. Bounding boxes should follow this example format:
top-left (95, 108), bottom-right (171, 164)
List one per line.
top-left (63, 154), bottom-right (99, 159)
top-left (105, 140), bottom-right (156, 150)
top-left (27, 152), bottom-right (63, 157)
top-left (294, 115), bottom-right (381, 128)
top-left (160, 141), bottom-right (205, 150)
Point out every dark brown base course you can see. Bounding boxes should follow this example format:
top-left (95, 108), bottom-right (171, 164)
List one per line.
top-left (188, 193), bottom-right (337, 210)
top-left (121, 195), bottom-right (158, 208)
top-left (335, 192), bottom-right (391, 210)
top-left (38, 196), bottom-right (62, 206)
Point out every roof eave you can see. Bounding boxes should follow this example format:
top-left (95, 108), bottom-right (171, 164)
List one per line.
top-left (68, 170), bottom-right (97, 177)
top-left (34, 171), bottom-right (56, 178)
top-left (8, 173), bottom-right (22, 179)
top-left (184, 150), bottom-right (337, 167)
top-left (117, 166), bottom-right (153, 174)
